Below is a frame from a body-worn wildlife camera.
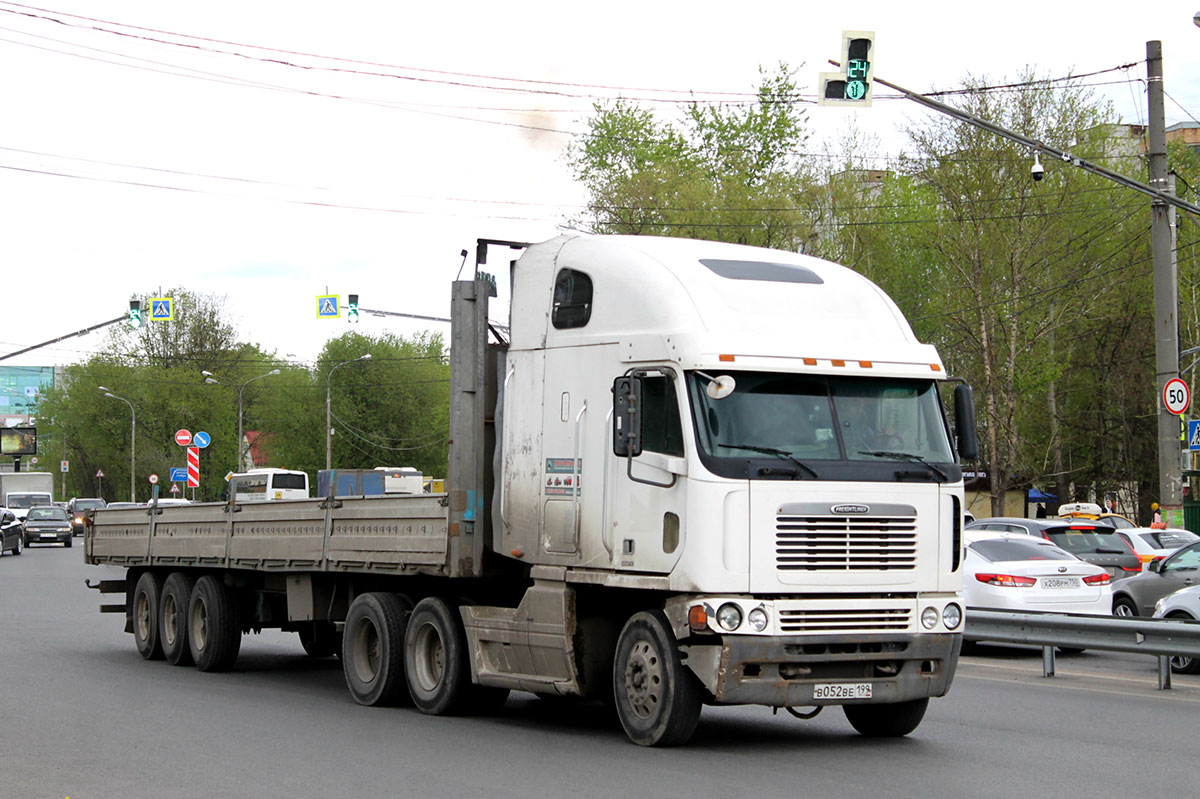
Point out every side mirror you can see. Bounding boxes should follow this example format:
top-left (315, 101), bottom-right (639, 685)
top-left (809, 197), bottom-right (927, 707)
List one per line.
top-left (613, 376), bottom-right (643, 458)
top-left (953, 383), bottom-right (979, 461)
top-left (1, 510), bottom-right (13, 524)
top-left (1148, 559), bottom-right (1163, 573)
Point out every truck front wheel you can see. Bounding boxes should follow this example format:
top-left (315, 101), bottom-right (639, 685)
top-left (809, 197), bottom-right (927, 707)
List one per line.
top-left (132, 572), bottom-right (164, 661)
top-left (612, 611), bottom-right (702, 747)
top-left (188, 575), bottom-right (242, 672)
top-left (343, 593), bottom-right (411, 706)
top-left (843, 697), bottom-right (929, 737)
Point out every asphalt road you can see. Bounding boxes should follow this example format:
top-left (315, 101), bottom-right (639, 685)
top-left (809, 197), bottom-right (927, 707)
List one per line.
top-left (2, 543), bottom-right (1197, 799)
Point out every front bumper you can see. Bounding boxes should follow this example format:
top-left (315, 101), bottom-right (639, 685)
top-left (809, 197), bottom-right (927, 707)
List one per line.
top-left (27, 528), bottom-right (71, 543)
top-left (682, 632), bottom-right (961, 707)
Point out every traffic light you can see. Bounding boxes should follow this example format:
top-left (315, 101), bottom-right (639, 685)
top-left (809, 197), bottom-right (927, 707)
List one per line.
top-left (347, 294), bottom-right (359, 323)
top-left (128, 300), bottom-right (143, 329)
top-left (819, 31), bottom-right (875, 107)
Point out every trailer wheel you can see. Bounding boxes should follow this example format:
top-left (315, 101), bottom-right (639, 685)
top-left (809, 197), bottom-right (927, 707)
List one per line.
top-left (132, 572), bottom-right (164, 661)
top-left (188, 575), bottom-right (242, 672)
top-left (160, 572), bottom-right (195, 666)
top-left (843, 697), bottom-right (929, 737)
top-left (404, 597), bottom-right (477, 715)
top-left (343, 593), bottom-right (412, 706)
top-left (299, 621), bottom-right (342, 658)
top-left (612, 610), bottom-right (702, 747)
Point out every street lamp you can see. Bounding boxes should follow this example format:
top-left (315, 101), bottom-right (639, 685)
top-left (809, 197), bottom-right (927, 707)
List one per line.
top-left (326, 354), bottom-right (371, 471)
top-left (202, 369), bottom-right (281, 472)
top-left (98, 386), bottom-right (136, 502)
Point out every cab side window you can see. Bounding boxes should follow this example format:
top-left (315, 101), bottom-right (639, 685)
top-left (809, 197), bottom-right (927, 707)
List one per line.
top-left (641, 375), bottom-right (684, 457)
top-left (552, 268), bottom-right (593, 329)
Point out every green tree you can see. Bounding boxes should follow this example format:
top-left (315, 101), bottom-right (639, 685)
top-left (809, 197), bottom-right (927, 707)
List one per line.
top-left (568, 64), bottom-right (815, 249)
top-left (258, 330), bottom-right (451, 484)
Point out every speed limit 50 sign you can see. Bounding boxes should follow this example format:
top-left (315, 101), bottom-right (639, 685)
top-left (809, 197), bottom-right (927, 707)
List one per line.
top-left (1163, 378), bottom-right (1190, 416)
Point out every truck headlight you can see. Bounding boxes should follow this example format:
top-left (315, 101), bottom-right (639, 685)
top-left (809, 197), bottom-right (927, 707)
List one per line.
top-left (942, 604), bottom-right (962, 630)
top-left (747, 607), bottom-right (769, 632)
top-left (921, 606), bottom-right (940, 630)
top-left (716, 603), bottom-right (743, 631)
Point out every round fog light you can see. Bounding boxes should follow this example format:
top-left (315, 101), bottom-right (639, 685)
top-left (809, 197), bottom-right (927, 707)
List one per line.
top-left (716, 603), bottom-right (743, 631)
top-left (942, 603), bottom-right (962, 630)
top-left (747, 608), bottom-right (768, 632)
top-left (921, 606), bottom-right (939, 630)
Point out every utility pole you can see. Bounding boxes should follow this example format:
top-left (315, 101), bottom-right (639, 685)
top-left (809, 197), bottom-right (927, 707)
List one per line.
top-left (1148, 40), bottom-right (1183, 520)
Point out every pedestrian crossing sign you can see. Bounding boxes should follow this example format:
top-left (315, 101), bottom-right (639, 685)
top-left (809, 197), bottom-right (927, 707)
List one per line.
top-left (149, 297), bottom-right (174, 321)
top-left (317, 295), bottom-right (340, 318)
top-left (1189, 420), bottom-right (1200, 451)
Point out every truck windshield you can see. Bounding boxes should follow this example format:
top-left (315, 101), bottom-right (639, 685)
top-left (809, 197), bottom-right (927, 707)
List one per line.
top-left (6, 493), bottom-right (52, 509)
top-left (687, 371), bottom-right (954, 474)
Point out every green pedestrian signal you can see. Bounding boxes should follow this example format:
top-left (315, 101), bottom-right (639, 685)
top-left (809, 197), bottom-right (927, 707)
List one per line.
top-left (348, 294), bottom-right (359, 323)
top-left (128, 300), bottom-right (143, 329)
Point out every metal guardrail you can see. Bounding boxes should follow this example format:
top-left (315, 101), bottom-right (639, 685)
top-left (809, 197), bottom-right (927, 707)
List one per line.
top-left (965, 608), bottom-right (1200, 689)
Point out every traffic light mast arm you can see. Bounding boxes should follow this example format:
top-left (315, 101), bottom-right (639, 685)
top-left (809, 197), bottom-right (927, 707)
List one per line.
top-left (356, 307), bottom-right (451, 324)
top-left (0, 315), bottom-right (125, 363)
top-left (846, 63), bottom-right (1200, 221)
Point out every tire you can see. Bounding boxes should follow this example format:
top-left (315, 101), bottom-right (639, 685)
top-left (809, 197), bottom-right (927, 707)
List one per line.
top-left (612, 610), bottom-right (703, 747)
top-left (843, 697), bottom-right (929, 738)
top-left (1166, 613), bottom-right (1200, 674)
top-left (160, 572), bottom-right (195, 666)
top-left (404, 597), bottom-right (475, 715)
top-left (64, 536), bottom-right (73, 548)
top-left (1113, 597), bottom-right (1138, 617)
top-left (12, 535), bottom-right (21, 556)
top-left (343, 593), bottom-right (412, 706)
top-left (187, 575), bottom-right (242, 672)
top-left (132, 572), bottom-right (165, 661)
top-left (299, 621), bottom-right (342, 658)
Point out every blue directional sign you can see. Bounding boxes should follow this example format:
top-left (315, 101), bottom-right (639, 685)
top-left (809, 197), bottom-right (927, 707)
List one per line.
top-left (1188, 420), bottom-right (1200, 452)
top-left (193, 431), bottom-right (211, 448)
top-left (149, 296), bottom-right (174, 321)
top-left (169, 467), bottom-right (187, 482)
top-left (317, 295), bottom-right (340, 318)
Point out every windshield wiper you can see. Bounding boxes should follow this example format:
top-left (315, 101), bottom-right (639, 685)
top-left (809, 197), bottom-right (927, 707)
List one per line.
top-left (724, 443), bottom-right (819, 478)
top-left (858, 451), bottom-right (949, 482)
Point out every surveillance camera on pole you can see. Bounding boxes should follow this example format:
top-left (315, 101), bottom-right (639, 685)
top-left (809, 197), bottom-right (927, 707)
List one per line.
top-left (1031, 152), bottom-right (1045, 182)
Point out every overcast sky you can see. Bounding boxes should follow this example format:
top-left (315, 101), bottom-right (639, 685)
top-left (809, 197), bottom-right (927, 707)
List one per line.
top-left (1, 1), bottom-right (1198, 370)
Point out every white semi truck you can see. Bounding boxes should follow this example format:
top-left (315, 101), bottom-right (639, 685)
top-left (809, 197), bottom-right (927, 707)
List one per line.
top-left (86, 234), bottom-right (978, 746)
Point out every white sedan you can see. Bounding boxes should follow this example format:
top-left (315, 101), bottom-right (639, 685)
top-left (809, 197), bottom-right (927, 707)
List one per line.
top-left (1115, 528), bottom-right (1199, 569)
top-left (964, 531), bottom-right (1113, 615)
top-left (1153, 585), bottom-right (1200, 674)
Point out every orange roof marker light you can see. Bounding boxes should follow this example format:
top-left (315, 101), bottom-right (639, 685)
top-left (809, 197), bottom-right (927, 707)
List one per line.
top-left (931, 364), bottom-right (942, 372)
top-left (719, 354), bottom-right (735, 362)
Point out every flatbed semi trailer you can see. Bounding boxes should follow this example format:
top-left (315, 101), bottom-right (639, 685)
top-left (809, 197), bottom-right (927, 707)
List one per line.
top-left (87, 234), bottom-right (977, 746)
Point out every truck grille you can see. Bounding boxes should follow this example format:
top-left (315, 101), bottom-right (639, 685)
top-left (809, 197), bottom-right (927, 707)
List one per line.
top-left (776, 512), bottom-right (918, 571)
top-left (777, 607), bottom-right (912, 633)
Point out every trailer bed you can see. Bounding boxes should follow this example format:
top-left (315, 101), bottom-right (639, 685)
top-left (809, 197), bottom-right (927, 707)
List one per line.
top-left (85, 494), bottom-right (452, 575)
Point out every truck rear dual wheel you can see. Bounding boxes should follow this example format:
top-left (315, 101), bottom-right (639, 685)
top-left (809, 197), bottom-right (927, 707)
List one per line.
top-left (404, 597), bottom-right (478, 715)
top-left (188, 575), bottom-right (242, 672)
top-left (612, 611), bottom-right (702, 747)
top-left (843, 697), bottom-right (929, 737)
top-left (160, 572), bottom-right (195, 666)
top-left (343, 592), bottom-right (412, 706)
top-left (132, 572), bottom-right (165, 661)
